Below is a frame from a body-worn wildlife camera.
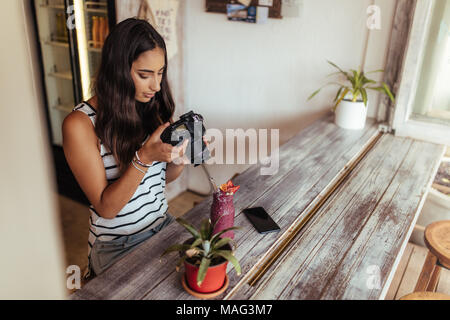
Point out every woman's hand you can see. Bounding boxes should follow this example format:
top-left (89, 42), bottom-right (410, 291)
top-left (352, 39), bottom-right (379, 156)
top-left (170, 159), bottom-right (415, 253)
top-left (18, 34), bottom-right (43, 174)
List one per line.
top-left (138, 122), bottom-right (171, 163)
top-left (172, 136), bottom-right (210, 166)
top-left (171, 138), bottom-right (190, 165)
top-left (138, 122), bottom-right (189, 164)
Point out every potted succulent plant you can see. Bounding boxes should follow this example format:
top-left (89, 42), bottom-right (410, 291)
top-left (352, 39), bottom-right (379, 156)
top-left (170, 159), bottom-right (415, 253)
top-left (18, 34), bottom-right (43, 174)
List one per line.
top-left (161, 217), bottom-right (241, 297)
top-left (308, 60), bottom-right (395, 130)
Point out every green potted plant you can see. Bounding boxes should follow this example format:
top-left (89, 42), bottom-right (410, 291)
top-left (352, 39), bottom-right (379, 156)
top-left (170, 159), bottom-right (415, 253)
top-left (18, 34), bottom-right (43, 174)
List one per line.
top-left (161, 217), bottom-right (241, 297)
top-left (308, 60), bottom-right (395, 130)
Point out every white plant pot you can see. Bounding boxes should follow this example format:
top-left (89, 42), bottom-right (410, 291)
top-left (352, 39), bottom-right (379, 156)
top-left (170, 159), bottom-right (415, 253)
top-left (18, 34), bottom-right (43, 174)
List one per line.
top-left (334, 100), bottom-right (368, 130)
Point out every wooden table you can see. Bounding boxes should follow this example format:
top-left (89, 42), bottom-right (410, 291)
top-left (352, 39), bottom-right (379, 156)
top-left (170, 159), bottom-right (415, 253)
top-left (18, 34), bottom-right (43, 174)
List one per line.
top-left (71, 114), bottom-right (445, 300)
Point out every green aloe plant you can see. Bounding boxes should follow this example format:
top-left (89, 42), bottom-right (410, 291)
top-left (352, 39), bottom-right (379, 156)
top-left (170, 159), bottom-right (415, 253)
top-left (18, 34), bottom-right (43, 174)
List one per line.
top-left (308, 60), bottom-right (395, 111)
top-left (161, 217), bottom-right (241, 287)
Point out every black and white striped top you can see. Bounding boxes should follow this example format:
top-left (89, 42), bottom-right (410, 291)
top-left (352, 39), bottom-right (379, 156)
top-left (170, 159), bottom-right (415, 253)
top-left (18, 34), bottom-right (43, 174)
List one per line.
top-left (72, 102), bottom-right (168, 257)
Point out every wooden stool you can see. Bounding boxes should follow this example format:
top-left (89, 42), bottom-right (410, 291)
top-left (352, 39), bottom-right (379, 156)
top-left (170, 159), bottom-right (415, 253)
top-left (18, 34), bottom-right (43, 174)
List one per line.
top-left (400, 221), bottom-right (450, 300)
top-left (424, 221), bottom-right (450, 269)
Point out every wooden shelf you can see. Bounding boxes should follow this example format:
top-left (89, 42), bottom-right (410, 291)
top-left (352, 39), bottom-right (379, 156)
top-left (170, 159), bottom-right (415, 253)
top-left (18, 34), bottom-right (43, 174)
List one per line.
top-left (88, 41), bottom-right (103, 51)
top-left (50, 35), bottom-right (69, 43)
top-left (39, 4), bottom-right (64, 10)
top-left (86, 8), bottom-right (107, 14)
top-left (88, 46), bottom-right (102, 53)
top-left (85, 1), bottom-right (107, 7)
top-left (48, 71), bottom-right (73, 80)
top-left (44, 40), bottom-right (69, 48)
top-left (85, 1), bottom-right (107, 13)
top-left (53, 104), bottom-right (73, 113)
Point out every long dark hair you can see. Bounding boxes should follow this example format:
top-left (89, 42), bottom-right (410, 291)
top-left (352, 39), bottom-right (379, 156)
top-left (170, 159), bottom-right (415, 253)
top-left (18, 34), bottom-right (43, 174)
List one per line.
top-left (94, 18), bottom-right (175, 172)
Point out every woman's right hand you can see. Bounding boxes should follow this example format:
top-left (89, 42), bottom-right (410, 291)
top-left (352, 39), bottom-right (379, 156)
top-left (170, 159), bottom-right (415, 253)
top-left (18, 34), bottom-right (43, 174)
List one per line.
top-left (138, 122), bottom-right (182, 164)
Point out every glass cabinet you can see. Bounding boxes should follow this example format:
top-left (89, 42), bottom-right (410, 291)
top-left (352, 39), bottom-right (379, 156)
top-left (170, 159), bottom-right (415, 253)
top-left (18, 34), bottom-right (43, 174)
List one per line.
top-left (32, 0), bottom-right (115, 146)
top-left (32, 0), bottom-right (116, 204)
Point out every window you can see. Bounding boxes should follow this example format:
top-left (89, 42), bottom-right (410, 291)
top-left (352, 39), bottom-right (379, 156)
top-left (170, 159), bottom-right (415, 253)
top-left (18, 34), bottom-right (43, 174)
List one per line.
top-left (391, 0), bottom-right (450, 145)
top-left (412, 0), bottom-right (450, 125)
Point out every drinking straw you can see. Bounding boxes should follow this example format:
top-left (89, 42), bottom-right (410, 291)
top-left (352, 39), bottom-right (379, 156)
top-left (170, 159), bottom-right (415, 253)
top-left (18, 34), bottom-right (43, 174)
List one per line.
top-left (209, 177), bottom-right (219, 193)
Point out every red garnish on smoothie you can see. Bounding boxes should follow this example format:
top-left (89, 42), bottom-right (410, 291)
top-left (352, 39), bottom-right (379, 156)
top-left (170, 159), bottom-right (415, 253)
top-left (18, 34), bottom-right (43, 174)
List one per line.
top-left (219, 180), bottom-right (240, 195)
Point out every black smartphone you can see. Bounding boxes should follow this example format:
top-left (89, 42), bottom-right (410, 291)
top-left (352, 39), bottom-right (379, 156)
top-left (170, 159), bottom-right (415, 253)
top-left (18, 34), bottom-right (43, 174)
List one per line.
top-left (243, 207), bottom-right (281, 234)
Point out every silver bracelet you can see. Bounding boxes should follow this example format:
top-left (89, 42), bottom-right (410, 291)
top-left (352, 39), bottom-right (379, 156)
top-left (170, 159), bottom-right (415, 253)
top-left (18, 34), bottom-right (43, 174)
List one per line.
top-left (135, 150), bottom-right (152, 168)
top-left (131, 160), bottom-right (147, 174)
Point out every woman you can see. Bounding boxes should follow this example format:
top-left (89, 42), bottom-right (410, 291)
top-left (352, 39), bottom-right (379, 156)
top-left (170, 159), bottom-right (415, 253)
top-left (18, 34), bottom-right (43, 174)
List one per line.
top-left (62, 18), bottom-right (190, 279)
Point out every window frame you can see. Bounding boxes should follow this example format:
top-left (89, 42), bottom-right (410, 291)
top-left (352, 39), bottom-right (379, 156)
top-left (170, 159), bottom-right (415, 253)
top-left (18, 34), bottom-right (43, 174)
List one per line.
top-left (391, 0), bottom-right (450, 145)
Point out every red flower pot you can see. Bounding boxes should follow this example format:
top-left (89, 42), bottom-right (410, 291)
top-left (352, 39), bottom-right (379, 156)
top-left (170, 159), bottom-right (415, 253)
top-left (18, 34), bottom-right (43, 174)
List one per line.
top-left (182, 238), bottom-right (231, 294)
top-left (184, 259), bottom-right (228, 293)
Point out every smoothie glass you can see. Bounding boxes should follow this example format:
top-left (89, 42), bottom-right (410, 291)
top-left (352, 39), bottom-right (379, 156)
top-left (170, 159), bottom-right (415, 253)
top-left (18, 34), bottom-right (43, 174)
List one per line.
top-left (210, 180), bottom-right (240, 239)
top-left (210, 191), bottom-right (235, 239)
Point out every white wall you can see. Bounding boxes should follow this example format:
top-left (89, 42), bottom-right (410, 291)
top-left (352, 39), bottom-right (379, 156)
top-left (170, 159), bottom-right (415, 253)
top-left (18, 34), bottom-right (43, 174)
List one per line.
top-left (184, 0), bottom-right (396, 194)
top-left (0, 0), bottom-right (66, 299)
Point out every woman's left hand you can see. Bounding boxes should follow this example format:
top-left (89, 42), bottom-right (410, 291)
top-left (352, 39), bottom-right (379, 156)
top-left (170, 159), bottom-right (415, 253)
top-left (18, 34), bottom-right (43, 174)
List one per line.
top-left (171, 136), bottom-right (210, 165)
top-left (203, 136), bottom-right (209, 148)
top-left (171, 139), bottom-right (190, 165)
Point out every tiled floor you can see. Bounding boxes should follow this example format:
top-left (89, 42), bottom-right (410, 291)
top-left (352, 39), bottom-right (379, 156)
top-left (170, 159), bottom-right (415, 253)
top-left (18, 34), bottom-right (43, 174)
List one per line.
top-left (58, 191), bottom-right (450, 299)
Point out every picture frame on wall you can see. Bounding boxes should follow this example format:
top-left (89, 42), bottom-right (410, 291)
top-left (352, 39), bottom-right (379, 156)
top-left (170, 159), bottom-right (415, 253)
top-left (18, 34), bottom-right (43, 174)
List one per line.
top-left (206, 0), bottom-right (282, 19)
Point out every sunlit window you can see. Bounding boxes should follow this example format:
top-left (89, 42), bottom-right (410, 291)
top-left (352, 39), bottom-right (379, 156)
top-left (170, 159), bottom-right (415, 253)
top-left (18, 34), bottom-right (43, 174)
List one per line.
top-left (412, 0), bottom-right (450, 124)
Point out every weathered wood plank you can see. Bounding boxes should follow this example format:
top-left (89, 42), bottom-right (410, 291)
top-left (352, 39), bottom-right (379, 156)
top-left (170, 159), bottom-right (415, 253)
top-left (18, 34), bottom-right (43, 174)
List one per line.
top-left (71, 114), bottom-right (333, 299)
top-left (237, 136), bottom-right (443, 300)
top-left (71, 115), bottom-right (378, 300)
top-left (71, 114), bottom-right (336, 299)
top-left (316, 141), bottom-right (442, 299)
top-left (223, 135), bottom-right (383, 299)
top-left (323, 141), bottom-right (444, 300)
top-left (71, 114), bottom-right (443, 300)
top-left (149, 137), bottom-right (384, 299)
top-left (146, 121), bottom-right (376, 299)
top-left (144, 119), bottom-right (379, 299)
top-left (237, 134), bottom-right (412, 299)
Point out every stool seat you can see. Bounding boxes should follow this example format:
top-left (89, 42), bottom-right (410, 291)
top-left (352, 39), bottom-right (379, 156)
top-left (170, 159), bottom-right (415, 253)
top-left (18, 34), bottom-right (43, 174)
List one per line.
top-left (424, 220), bottom-right (450, 269)
top-left (400, 292), bottom-right (450, 300)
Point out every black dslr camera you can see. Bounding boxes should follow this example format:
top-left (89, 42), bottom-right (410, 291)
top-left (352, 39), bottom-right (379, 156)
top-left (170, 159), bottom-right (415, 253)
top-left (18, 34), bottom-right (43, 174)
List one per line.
top-left (160, 111), bottom-right (210, 167)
